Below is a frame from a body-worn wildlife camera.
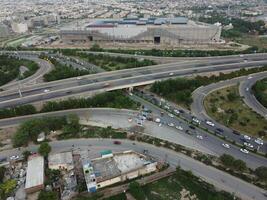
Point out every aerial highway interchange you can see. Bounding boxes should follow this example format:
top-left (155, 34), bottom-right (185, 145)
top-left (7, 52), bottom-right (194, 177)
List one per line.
top-left (0, 50), bottom-right (267, 200)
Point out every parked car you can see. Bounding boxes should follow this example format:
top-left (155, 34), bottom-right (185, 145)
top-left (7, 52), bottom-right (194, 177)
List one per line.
top-left (189, 125), bottom-right (195, 130)
top-left (255, 138), bottom-right (264, 145)
top-left (205, 120), bottom-right (215, 127)
top-left (10, 155), bottom-right (19, 160)
top-left (243, 135), bottom-right (251, 140)
top-left (176, 126), bottom-right (183, 131)
top-left (240, 148), bottom-right (249, 154)
top-left (168, 122), bottom-right (174, 127)
top-left (244, 142), bottom-right (254, 149)
top-left (232, 130), bottom-right (240, 135)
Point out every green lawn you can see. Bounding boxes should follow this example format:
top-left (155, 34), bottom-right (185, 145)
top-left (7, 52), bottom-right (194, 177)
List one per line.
top-left (204, 85), bottom-right (267, 139)
top-left (252, 78), bottom-right (267, 108)
top-left (131, 168), bottom-right (235, 200)
top-left (75, 53), bottom-right (157, 71)
top-left (235, 36), bottom-right (267, 50)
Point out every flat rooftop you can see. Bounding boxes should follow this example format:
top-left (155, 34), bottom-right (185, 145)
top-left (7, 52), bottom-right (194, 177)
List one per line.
top-left (86, 17), bottom-right (188, 28)
top-left (48, 152), bottom-right (73, 166)
top-left (25, 156), bottom-right (44, 189)
top-left (91, 151), bottom-right (153, 182)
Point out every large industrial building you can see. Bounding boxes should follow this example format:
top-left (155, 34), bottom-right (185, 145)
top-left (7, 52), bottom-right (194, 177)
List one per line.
top-left (82, 150), bottom-right (157, 192)
top-left (60, 17), bottom-right (222, 46)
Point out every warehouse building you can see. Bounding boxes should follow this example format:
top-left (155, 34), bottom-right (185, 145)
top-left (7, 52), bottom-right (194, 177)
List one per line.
top-left (60, 17), bottom-right (222, 46)
top-left (24, 155), bottom-right (44, 194)
top-left (82, 150), bottom-right (157, 192)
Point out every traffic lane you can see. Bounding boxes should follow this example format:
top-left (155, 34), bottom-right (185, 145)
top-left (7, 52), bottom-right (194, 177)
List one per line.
top-left (191, 75), bottom-right (267, 152)
top-left (1, 55), bottom-right (264, 97)
top-left (136, 87), bottom-right (266, 154)
top-left (1, 138), bottom-right (266, 200)
top-left (130, 94), bottom-right (267, 169)
top-left (0, 57), bottom-right (53, 90)
top-left (0, 108), bottom-right (139, 128)
top-left (0, 62), bottom-right (258, 108)
top-left (239, 72), bottom-right (267, 118)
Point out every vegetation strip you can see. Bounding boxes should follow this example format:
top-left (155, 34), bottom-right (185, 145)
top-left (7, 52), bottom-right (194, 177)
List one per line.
top-left (0, 55), bottom-right (39, 86)
top-left (0, 91), bottom-right (139, 119)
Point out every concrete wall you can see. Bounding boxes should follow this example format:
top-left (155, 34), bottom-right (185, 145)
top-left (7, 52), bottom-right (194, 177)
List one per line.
top-left (97, 176), bottom-right (121, 189)
top-left (60, 24), bottom-right (222, 45)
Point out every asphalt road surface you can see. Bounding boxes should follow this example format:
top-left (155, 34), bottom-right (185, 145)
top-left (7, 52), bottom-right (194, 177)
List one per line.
top-left (1, 57), bottom-right (267, 108)
top-left (239, 72), bottom-right (267, 118)
top-left (0, 56), bottom-right (53, 90)
top-left (0, 139), bottom-right (266, 200)
top-left (191, 72), bottom-right (267, 153)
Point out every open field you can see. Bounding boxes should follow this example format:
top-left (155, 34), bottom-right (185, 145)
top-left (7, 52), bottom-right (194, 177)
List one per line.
top-left (204, 85), bottom-right (267, 139)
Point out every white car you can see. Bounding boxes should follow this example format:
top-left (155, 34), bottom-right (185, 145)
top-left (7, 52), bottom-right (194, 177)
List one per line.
top-left (10, 155), bottom-right (19, 160)
top-left (128, 118), bottom-right (132, 122)
top-left (196, 135), bottom-right (203, 140)
top-left (76, 77), bottom-right (81, 80)
top-left (158, 123), bottom-right (162, 127)
top-left (174, 109), bottom-right (180, 114)
top-left (240, 148), bottom-right (249, 154)
top-left (222, 143), bottom-right (230, 149)
top-left (244, 142), bottom-right (254, 149)
top-left (169, 72), bottom-right (174, 76)
top-left (155, 118), bottom-right (161, 123)
top-left (168, 113), bottom-right (174, 118)
top-left (255, 138), bottom-right (264, 145)
top-left (246, 87), bottom-right (249, 92)
top-left (206, 120), bottom-right (215, 127)
top-left (43, 89), bottom-right (50, 93)
top-left (175, 126), bottom-right (183, 131)
top-left (164, 105), bottom-right (170, 110)
top-left (243, 135), bottom-right (251, 140)
top-left (168, 123), bottom-right (174, 127)
top-left (192, 117), bottom-right (201, 124)
top-left (248, 76), bottom-right (253, 79)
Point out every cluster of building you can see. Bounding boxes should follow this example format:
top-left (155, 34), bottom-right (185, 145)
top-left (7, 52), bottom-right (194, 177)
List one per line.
top-left (23, 149), bottom-right (157, 199)
top-left (60, 17), bottom-right (222, 46)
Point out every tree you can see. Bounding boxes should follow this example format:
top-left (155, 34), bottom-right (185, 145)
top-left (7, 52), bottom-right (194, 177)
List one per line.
top-left (220, 154), bottom-right (235, 167)
top-left (233, 159), bottom-right (247, 172)
top-left (0, 167), bottom-right (6, 183)
top-left (38, 190), bottom-right (58, 200)
top-left (128, 181), bottom-right (145, 199)
top-left (38, 142), bottom-right (51, 157)
top-left (22, 150), bottom-right (31, 161)
top-left (255, 166), bottom-right (267, 182)
top-left (0, 179), bottom-right (16, 199)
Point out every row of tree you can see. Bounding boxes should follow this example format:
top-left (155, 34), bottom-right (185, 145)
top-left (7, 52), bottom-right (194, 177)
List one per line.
top-left (0, 91), bottom-right (139, 120)
top-left (0, 55), bottom-right (39, 86)
top-left (199, 11), bottom-right (266, 37)
top-left (76, 52), bottom-right (156, 71)
top-left (220, 154), bottom-right (267, 183)
top-left (12, 116), bottom-right (68, 147)
top-left (40, 91), bottom-right (139, 112)
top-left (150, 66), bottom-right (267, 106)
top-left (87, 43), bottom-right (260, 57)
top-left (252, 78), bottom-right (267, 108)
top-left (39, 55), bottom-right (90, 81)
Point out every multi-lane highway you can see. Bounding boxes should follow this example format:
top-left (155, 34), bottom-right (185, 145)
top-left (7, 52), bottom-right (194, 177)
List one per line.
top-left (0, 56), bottom-right (53, 90)
top-left (191, 72), bottom-right (267, 152)
top-left (239, 72), bottom-right (267, 118)
top-left (1, 50), bottom-right (267, 199)
top-left (1, 54), bottom-right (267, 108)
